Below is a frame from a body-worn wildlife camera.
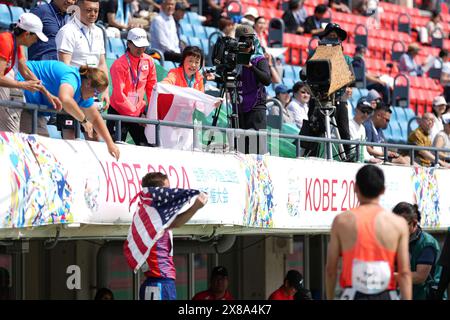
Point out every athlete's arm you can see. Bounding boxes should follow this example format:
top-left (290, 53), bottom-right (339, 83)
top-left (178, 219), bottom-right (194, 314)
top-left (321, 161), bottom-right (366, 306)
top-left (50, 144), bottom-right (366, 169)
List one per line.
top-left (396, 218), bottom-right (413, 300)
top-left (326, 215), bottom-right (342, 300)
top-left (169, 193), bottom-right (208, 228)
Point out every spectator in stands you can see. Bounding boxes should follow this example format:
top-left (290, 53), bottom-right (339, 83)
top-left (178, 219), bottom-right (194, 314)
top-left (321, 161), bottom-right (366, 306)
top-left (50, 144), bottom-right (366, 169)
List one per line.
top-left (218, 17), bottom-right (235, 38)
top-left (241, 7), bottom-right (259, 27)
top-left (94, 287), bottom-right (114, 300)
top-left (420, 11), bottom-right (445, 45)
top-left (270, 84), bottom-right (294, 124)
top-left (303, 4), bottom-right (327, 36)
top-left (254, 17), bottom-right (268, 49)
top-left (287, 81), bottom-right (310, 130)
top-left (364, 106), bottom-right (410, 164)
top-left (192, 266), bottom-right (234, 300)
top-left (108, 28), bottom-right (156, 146)
top-left (202, 0), bottom-right (223, 28)
top-left (349, 98), bottom-right (374, 162)
top-left (399, 43), bottom-right (424, 77)
top-left (326, 0), bottom-right (351, 14)
top-left (265, 53), bottom-right (282, 85)
top-left (138, 172), bottom-right (208, 300)
top-left (430, 96), bottom-right (447, 142)
top-left (234, 24), bottom-right (271, 134)
top-left (56, 0), bottom-right (110, 140)
top-left (393, 202), bottom-right (442, 300)
top-left (269, 270), bottom-right (308, 300)
top-left (282, 0), bottom-right (307, 35)
top-left (366, 88), bottom-right (383, 109)
top-left (408, 112), bottom-right (450, 168)
top-left (100, 0), bottom-right (137, 31)
top-left (161, 46), bottom-right (206, 91)
top-left (28, 0), bottom-right (76, 61)
top-left (173, 2), bottom-right (187, 51)
top-left (353, 45), bottom-right (391, 106)
top-left (433, 113), bottom-right (450, 163)
top-left (150, 0), bottom-right (182, 63)
top-left (18, 61), bottom-right (120, 159)
top-left (0, 13), bottom-right (61, 133)
top-left (441, 50), bottom-right (450, 102)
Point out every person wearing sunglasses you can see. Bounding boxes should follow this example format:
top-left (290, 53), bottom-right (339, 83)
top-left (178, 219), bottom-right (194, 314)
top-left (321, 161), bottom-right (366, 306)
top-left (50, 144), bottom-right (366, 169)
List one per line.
top-left (17, 60), bottom-right (120, 160)
top-left (349, 98), bottom-right (373, 162)
top-left (363, 105), bottom-right (409, 165)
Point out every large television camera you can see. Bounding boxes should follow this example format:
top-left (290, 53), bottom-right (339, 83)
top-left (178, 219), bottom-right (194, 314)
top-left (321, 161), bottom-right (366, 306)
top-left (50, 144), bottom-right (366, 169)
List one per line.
top-left (303, 40), bottom-right (354, 102)
top-left (211, 36), bottom-right (252, 74)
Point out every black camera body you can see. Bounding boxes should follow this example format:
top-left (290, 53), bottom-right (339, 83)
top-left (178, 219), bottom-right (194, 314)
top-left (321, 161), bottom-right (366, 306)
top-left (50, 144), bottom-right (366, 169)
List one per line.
top-left (212, 36), bottom-right (252, 73)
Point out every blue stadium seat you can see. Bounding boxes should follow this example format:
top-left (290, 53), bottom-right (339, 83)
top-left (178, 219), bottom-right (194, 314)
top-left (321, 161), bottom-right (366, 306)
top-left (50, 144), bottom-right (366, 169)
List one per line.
top-left (47, 125), bottom-right (62, 139)
top-left (204, 26), bottom-right (218, 38)
top-left (188, 36), bottom-right (202, 48)
top-left (291, 66), bottom-right (302, 81)
top-left (192, 25), bottom-right (206, 38)
top-left (266, 85), bottom-right (276, 97)
top-left (107, 37), bottom-right (125, 59)
top-left (283, 65), bottom-right (295, 79)
top-left (0, 4), bottom-right (12, 29)
top-left (283, 78), bottom-right (295, 89)
top-left (201, 39), bottom-right (209, 56)
top-left (179, 34), bottom-right (188, 45)
top-left (180, 21), bottom-right (195, 37)
top-left (185, 12), bottom-right (202, 25)
top-left (10, 6), bottom-right (25, 23)
top-left (383, 122), bottom-right (394, 142)
top-left (165, 61), bottom-right (177, 71)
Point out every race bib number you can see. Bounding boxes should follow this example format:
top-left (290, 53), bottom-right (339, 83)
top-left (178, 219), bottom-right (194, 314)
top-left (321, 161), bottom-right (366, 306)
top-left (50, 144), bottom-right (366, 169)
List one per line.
top-left (351, 259), bottom-right (391, 295)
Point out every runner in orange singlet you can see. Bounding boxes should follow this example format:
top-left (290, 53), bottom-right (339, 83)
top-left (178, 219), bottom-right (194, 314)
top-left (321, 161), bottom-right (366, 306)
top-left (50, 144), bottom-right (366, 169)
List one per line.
top-left (325, 165), bottom-right (412, 300)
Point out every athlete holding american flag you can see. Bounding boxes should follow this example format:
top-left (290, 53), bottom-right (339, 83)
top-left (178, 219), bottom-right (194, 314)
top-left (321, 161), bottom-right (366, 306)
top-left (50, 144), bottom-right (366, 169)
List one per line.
top-left (123, 172), bottom-right (208, 300)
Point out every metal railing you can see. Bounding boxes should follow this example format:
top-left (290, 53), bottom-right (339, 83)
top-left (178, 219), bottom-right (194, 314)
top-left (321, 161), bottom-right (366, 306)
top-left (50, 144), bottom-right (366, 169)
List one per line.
top-left (2, 99), bottom-right (450, 166)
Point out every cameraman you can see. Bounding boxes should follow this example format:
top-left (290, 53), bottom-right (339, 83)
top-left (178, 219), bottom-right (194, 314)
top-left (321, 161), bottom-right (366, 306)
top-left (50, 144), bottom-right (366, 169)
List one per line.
top-left (303, 23), bottom-right (352, 158)
top-left (234, 24), bottom-right (272, 131)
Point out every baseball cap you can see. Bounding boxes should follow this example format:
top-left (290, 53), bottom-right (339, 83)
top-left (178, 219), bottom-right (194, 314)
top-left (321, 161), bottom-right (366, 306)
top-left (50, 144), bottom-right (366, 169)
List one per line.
top-left (286, 270), bottom-right (303, 290)
top-left (243, 7), bottom-right (258, 19)
top-left (16, 13), bottom-right (48, 42)
top-left (127, 28), bottom-right (150, 48)
top-left (357, 97), bottom-right (372, 109)
top-left (211, 266), bottom-right (228, 278)
top-left (366, 89), bottom-right (382, 103)
top-left (275, 84), bottom-right (290, 94)
top-left (234, 24), bottom-right (255, 39)
top-left (432, 95), bottom-right (447, 106)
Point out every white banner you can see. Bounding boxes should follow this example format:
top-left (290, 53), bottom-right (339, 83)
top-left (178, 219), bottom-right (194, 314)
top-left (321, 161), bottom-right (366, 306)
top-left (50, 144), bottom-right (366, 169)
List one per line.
top-left (1, 132), bottom-right (449, 232)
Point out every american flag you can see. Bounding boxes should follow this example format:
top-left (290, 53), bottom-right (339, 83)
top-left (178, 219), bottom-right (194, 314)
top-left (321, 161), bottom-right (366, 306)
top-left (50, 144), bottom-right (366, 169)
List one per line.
top-left (123, 187), bottom-right (200, 272)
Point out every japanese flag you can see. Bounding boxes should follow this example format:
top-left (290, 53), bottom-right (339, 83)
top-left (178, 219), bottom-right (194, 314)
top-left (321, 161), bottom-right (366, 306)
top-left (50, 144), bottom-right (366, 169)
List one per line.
top-left (145, 83), bottom-right (219, 150)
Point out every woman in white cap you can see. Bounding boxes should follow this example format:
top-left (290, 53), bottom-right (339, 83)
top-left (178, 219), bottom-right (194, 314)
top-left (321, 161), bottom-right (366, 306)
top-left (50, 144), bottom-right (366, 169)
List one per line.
top-left (108, 28), bottom-right (157, 146)
top-left (0, 13), bottom-right (61, 133)
top-left (430, 96), bottom-right (448, 142)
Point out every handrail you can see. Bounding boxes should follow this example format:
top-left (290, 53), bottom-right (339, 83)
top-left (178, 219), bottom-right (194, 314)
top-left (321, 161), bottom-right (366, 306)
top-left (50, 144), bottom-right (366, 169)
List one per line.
top-left (1, 99), bottom-right (450, 166)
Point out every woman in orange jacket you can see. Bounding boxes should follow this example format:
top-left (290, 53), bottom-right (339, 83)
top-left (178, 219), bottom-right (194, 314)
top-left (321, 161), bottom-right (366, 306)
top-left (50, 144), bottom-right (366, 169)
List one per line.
top-left (161, 46), bottom-right (205, 91)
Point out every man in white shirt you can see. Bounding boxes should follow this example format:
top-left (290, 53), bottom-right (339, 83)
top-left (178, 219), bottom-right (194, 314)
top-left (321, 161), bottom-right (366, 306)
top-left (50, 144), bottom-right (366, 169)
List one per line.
top-left (286, 81), bottom-right (310, 130)
top-left (56, 0), bottom-right (110, 139)
top-left (150, 0), bottom-right (182, 63)
top-left (349, 97), bottom-right (374, 162)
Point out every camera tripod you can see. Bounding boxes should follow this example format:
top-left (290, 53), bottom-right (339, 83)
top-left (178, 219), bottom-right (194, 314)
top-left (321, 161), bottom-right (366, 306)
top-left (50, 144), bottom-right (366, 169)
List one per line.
top-left (207, 70), bottom-right (241, 149)
top-left (317, 101), bottom-right (347, 161)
